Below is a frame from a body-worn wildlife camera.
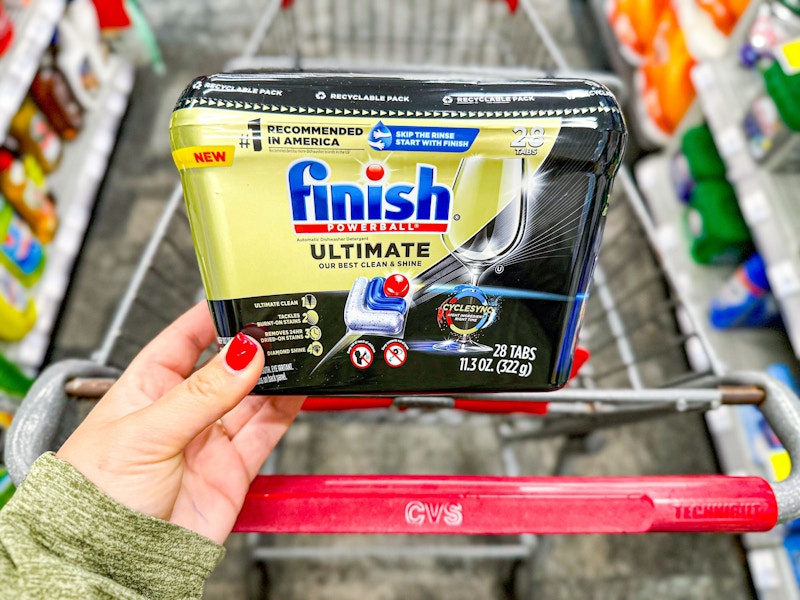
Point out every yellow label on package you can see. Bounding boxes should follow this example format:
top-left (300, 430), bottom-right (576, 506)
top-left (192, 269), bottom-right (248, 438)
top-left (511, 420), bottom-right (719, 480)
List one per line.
top-left (170, 73), bottom-right (626, 395)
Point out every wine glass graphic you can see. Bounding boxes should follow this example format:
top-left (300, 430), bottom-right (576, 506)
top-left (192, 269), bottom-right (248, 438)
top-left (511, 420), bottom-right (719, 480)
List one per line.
top-left (434, 156), bottom-right (528, 353)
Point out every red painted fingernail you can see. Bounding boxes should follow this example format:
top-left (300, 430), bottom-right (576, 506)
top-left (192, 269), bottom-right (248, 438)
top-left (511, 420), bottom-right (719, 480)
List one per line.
top-left (225, 333), bottom-right (258, 371)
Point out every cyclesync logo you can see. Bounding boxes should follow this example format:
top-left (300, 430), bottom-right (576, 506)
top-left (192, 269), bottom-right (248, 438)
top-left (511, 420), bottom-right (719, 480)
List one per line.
top-left (437, 286), bottom-right (499, 335)
top-left (287, 158), bottom-right (452, 234)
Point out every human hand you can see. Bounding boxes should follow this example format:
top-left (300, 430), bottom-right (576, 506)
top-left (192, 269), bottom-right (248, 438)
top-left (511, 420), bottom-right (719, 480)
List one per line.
top-left (56, 302), bottom-right (304, 544)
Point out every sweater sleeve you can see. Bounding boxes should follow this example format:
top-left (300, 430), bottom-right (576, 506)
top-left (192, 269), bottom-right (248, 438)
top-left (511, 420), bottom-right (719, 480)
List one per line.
top-left (0, 453), bottom-right (225, 599)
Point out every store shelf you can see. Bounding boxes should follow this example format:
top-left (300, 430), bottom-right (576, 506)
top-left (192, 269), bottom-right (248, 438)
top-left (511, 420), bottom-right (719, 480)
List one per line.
top-left (692, 57), bottom-right (800, 359)
top-left (633, 155), bottom-right (800, 600)
top-left (586, 0), bottom-right (676, 149)
top-left (634, 154), bottom-right (794, 483)
top-left (1, 55), bottom-right (134, 372)
top-left (0, 0), bottom-right (66, 139)
top-left (634, 155), bottom-right (795, 374)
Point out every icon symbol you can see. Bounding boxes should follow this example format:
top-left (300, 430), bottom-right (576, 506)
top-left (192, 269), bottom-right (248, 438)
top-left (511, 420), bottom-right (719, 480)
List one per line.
top-left (308, 341), bottom-right (323, 356)
top-left (307, 326), bottom-right (322, 340)
top-left (192, 80), bottom-right (203, 90)
top-left (302, 294), bottom-right (317, 309)
top-left (442, 95), bottom-right (453, 105)
top-left (368, 121), bottom-right (392, 151)
top-left (316, 91), bottom-right (326, 100)
top-left (305, 310), bottom-right (319, 326)
top-left (384, 342), bottom-right (407, 368)
top-left (349, 343), bottom-right (374, 369)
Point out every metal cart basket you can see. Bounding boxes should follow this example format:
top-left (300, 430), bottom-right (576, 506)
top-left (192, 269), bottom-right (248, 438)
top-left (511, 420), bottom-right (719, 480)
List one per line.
top-left (6, 0), bottom-right (800, 597)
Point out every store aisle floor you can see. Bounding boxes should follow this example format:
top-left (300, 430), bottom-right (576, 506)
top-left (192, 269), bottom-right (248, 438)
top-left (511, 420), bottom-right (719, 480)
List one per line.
top-left (51, 1), bottom-right (755, 598)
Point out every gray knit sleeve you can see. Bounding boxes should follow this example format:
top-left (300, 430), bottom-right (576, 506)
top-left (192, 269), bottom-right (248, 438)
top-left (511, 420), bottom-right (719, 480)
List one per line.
top-left (0, 452), bottom-right (225, 599)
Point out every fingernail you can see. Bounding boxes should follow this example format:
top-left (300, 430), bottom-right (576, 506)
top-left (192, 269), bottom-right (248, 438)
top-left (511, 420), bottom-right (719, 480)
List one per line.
top-left (225, 333), bottom-right (259, 371)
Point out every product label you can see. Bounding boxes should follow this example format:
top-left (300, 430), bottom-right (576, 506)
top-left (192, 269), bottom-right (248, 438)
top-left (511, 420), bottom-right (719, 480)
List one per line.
top-left (170, 76), bottom-right (625, 394)
top-left (30, 113), bottom-right (61, 166)
top-left (172, 111), bottom-right (561, 299)
top-left (172, 145), bottom-right (235, 169)
top-left (0, 268), bottom-right (30, 313)
top-left (777, 38), bottom-right (800, 75)
top-left (2, 213), bottom-right (41, 275)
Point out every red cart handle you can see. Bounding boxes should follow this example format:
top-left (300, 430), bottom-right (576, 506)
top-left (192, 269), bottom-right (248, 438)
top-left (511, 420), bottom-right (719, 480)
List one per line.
top-left (302, 396), bottom-right (550, 414)
top-left (232, 371), bottom-right (800, 535)
top-left (234, 474), bottom-right (777, 534)
top-left (5, 367), bottom-right (797, 535)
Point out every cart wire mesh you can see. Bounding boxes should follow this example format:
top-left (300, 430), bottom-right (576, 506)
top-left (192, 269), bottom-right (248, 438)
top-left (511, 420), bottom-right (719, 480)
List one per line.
top-left (232, 0), bottom-right (568, 73)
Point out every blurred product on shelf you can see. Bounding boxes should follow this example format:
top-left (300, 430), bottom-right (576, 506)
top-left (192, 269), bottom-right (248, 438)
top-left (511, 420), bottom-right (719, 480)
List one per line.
top-left (0, 467), bottom-right (14, 510)
top-left (739, 401), bottom-right (790, 479)
top-left (739, 363), bottom-right (798, 482)
top-left (684, 178), bottom-right (753, 264)
top-left (698, 0), bottom-right (751, 32)
top-left (0, 351), bottom-right (32, 398)
top-left (785, 533), bottom-right (800, 588)
top-left (640, 6), bottom-right (696, 135)
top-left (55, 0), bottom-right (110, 110)
top-left (607, 0), bottom-right (669, 62)
top-left (607, 0), bottom-right (749, 137)
top-left (673, 0), bottom-right (736, 60)
top-left (743, 89), bottom-right (795, 161)
top-left (9, 97), bottom-right (62, 174)
top-left (763, 48), bottom-right (800, 130)
top-left (706, 0), bottom-right (749, 34)
top-left (709, 252), bottom-right (782, 328)
top-left (766, 361), bottom-right (800, 395)
top-left (91, 0), bottom-right (130, 30)
top-left (742, 35), bottom-right (800, 169)
top-left (741, 0), bottom-right (800, 67)
top-left (0, 266), bottom-right (36, 342)
top-left (0, 195), bottom-right (45, 287)
top-left (0, 151), bottom-right (57, 243)
top-left (97, 0), bottom-right (164, 75)
top-left (672, 123), bottom-right (727, 203)
top-left (31, 51), bottom-right (84, 141)
top-left (681, 122), bottom-right (727, 179)
top-left (670, 151), bottom-right (695, 202)
top-left (0, 4), bottom-right (14, 56)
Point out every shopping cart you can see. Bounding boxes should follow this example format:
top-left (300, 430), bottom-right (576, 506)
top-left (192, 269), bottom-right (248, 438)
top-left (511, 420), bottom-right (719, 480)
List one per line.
top-left (5, 0), bottom-right (800, 597)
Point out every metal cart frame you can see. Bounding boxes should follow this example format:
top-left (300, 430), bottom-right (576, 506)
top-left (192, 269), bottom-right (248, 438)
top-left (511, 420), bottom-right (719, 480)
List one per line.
top-left (6, 0), bottom-right (800, 597)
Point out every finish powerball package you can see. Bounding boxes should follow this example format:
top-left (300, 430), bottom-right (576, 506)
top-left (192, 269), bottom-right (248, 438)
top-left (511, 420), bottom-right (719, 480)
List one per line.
top-left (170, 73), bottom-right (626, 395)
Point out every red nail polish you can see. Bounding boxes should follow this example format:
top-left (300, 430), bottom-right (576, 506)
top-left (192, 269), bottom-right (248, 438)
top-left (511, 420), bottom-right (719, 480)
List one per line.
top-left (225, 332), bottom-right (258, 371)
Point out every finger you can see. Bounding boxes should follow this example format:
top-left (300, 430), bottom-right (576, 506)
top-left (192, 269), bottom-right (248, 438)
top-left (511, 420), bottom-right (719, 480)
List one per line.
top-left (218, 392), bottom-right (299, 439)
top-left (218, 395), bottom-right (268, 439)
top-left (86, 303), bottom-right (219, 420)
top-left (120, 302), bottom-right (217, 390)
top-left (131, 333), bottom-right (265, 451)
top-left (232, 396), bottom-right (305, 479)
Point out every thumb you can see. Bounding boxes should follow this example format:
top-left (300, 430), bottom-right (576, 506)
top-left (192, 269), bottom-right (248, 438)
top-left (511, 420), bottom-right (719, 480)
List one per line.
top-left (135, 332), bottom-right (265, 449)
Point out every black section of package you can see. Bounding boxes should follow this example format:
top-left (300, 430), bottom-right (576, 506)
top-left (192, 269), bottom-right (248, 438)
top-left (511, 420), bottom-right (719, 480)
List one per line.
top-left (175, 73), bottom-right (626, 128)
top-left (209, 290), bottom-right (569, 395)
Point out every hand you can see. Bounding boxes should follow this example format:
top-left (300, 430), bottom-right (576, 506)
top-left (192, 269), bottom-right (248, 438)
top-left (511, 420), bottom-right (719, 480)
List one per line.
top-left (56, 302), bottom-right (304, 544)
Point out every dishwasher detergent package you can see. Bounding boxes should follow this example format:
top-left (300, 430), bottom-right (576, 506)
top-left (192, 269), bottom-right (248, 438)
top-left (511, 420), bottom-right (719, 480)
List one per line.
top-left (170, 73), bottom-right (627, 395)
